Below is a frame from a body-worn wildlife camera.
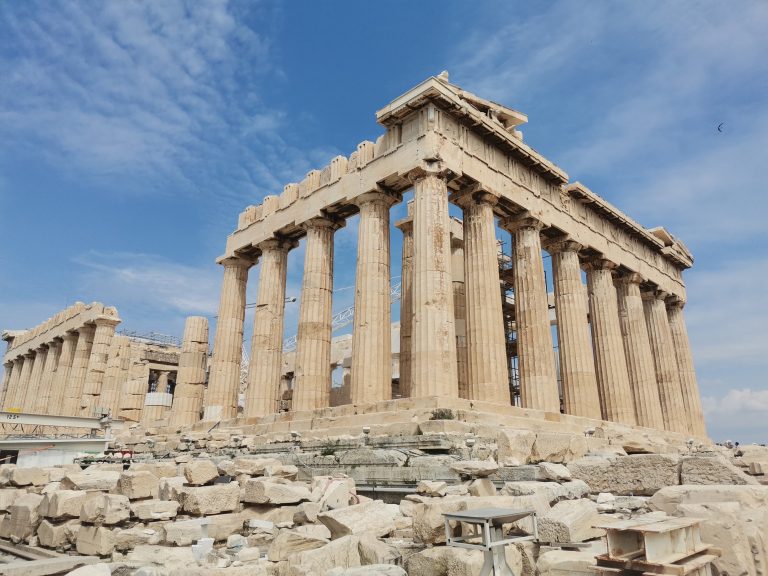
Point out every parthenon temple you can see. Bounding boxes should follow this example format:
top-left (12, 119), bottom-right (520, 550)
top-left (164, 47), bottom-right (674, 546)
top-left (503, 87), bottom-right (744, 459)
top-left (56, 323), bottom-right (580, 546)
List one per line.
top-left (0, 74), bottom-right (706, 444)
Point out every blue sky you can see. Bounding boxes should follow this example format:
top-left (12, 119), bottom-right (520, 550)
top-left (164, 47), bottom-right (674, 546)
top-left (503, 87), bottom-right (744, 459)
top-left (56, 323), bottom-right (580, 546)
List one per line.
top-left (1, 1), bottom-right (766, 441)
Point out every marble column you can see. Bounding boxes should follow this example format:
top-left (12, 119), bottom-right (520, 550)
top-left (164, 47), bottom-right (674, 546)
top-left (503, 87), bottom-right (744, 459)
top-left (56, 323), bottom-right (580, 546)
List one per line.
top-left (293, 216), bottom-right (340, 411)
top-left (100, 335), bottom-right (131, 417)
top-left (395, 206), bottom-right (414, 398)
top-left (451, 233), bottom-right (469, 399)
top-left (23, 346), bottom-right (47, 413)
top-left (170, 316), bottom-right (209, 427)
top-left (246, 239), bottom-right (294, 417)
top-left (616, 274), bottom-right (664, 429)
top-left (351, 191), bottom-right (398, 405)
top-left (12, 353), bottom-right (34, 410)
top-left (0, 362), bottom-right (13, 409)
top-left (409, 169), bottom-right (458, 398)
top-left (643, 291), bottom-right (688, 434)
top-left (667, 300), bottom-right (707, 437)
top-left (81, 317), bottom-right (120, 415)
top-left (4, 357), bottom-right (24, 410)
top-left (546, 239), bottom-right (601, 419)
top-left (586, 259), bottom-right (636, 425)
top-left (461, 190), bottom-right (509, 404)
top-left (502, 215), bottom-right (559, 412)
top-left (62, 325), bottom-right (95, 417)
top-left (204, 256), bottom-right (252, 421)
top-left (35, 339), bottom-right (61, 414)
top-left (50, 332), bottom-right (78, 415)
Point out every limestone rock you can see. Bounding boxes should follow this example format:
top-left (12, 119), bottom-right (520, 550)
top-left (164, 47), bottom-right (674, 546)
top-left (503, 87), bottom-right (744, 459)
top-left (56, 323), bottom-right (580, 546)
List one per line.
top-left (62, 470), bottom-right (120, 491)
top-left (403, 546), bottom-right (531, 576)
top-left (182, 481), bottom-right (240, 515)
top-left (318, 500), bottom-right (401, 539)
top-left (40, 489), bottom-right (86, 520)
top-left (649, 484), bottom-right (768, 514)
top-left (130, 461), bottom-right (178, 478)
top-left (126, 544), bottom-right (197, 571)
top-left (37, 518), bottom-right (80, 548)
top-left (327, 566), bottom-right (406, 576)
top-left (501, 481), bottom-right (568, 503)
top-left (411, 497), bottom-right (467, 545)
top-left (294, 523), bottom-right (332, 540)
top-left (184, 459), bottom-right (219, 485)
top-left (467, 478), bottom-right (496, 497)
top-left (537, 549), bottom-right (598, 575)
top-left (67, 564), bottom-right (111, 576)
top-left (115, 526), bottom-right (164, 551)
top-left (76, 525), bottom-right (116, 556)
top-left (243, 478), bottom-right (311, 504)
top-left (337, 449), bottom-right (407, 467)
top-left (233, 457), bottom-right (280, 476)
top-left (131, 499), bottom-right (180, 520)
top-left (267, 529), bottom-right (328, 561)
top-left (0, 488), bottom-right (22, 511)
top-left (357, 533), bottom-right (400, 565)
top-left (294, 501), bottom-right (321, 524)
top-left (80, 494), bottom-right (130, 525)
top-left (5, 492), bottom-right (44, 540)
top-left (539, 462), bottom-right (572, 481)
top-left (568, 454), bottom-right (679, 495)
top-left (416, 481), bottom-right (447, 496)
top-left (450, 460), bottom-right (498, 478)
top-left (10, 466), bottom-right (50, 486)
top-left (290, 534), bottom-right (361, 574)
top-left (164, 512), bottom-right (244, 545)
top-left (538, 499), bottom-right (603, 543)
top-left (531, 432), bottom-right (588, 464)
top-left (680, 455), bottom-right (759, 485)
top-left (314, 476), bottom-right (356, 510)
top-left (496, 429), bottom-right (536, 466)
top-left (118, 470), bottom-right (160, 499)
top-left (159, 476), bottom-right (186, 500)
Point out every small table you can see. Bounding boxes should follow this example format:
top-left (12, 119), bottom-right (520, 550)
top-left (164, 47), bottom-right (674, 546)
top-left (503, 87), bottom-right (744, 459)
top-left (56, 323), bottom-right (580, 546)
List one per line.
top-left (442, 507), bottom-right (537, 576)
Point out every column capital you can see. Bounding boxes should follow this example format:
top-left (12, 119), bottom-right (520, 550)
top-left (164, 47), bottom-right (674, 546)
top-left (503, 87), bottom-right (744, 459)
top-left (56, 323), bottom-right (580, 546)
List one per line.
top-left (3, 361), bottom-right (12, 369)
top-left (403, 164), bottom-right (453, 185)
top-left (394, 216), bottom-right (413, 233)
top-left (62, 331), bottom-right (79, 342)
top-left (615, 271), bottom-right (644, 286)
top-left (542, 237), bottom-right (583, 254)
top-left (500, 211), bottom-right (545, 233)
top-left (220, 255), bottom-right (254, 270)
top-left (36, 343), bottom-right (49, 352)
top-left (257, 237), bottom-right (298, 254)
top-left (641, 288), bottom-right (669, 302)
top-left (93, 316), bottom-right (121, 328)
top-left (23, 351), bottom-right (35, 359)
top-left (301, 215), bottom-right (345, 232)
top-left (452, 183), bottom-right (500, 209)
top-left (353, 189), bottom-right (400, 209)
top-left (583, 257), bottom-right (618, 272)
top-left (665, 295), bottom-right (686, 310)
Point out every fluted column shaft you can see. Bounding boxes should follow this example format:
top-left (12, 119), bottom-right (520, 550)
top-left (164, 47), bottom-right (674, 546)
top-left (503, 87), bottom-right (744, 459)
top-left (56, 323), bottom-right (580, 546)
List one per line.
top-left (616, 275), bottom-right (664, 429)
top-left (35, 340), bottom-right (61, 413)
top-left (410, 170), bottom-right (458, 398)
top-left (395, 211), bottom-right (414, 398)
top-left (462, 192), bottom-right (510, 404)
top-left (246, 239), bottom-right (294, 416)
top-left (81, 317), bottom-right (119, 415)
top-left (170, 316), bottom-right (209, 426)
top-left (50, 332), bottom-right (78, 415)
top-left (547, 240), bottom-right (601, 419)
top-left (0, 362), bottom-right (13, 409)
top-left (23, 347), bottom-right (47, 412)
top-left (586, 260), bottom-right (636, 424)
top-left (643, 292), bottom-right (687, 434)
top-left (294, 217), bottom-right (339, 411)
top-left (351, 191), bottom-right (397, 404)
top-left (452, 238), bottom-right (469, 399)
top-left (63, 325), bottom-right (95, 417)
top-left (504, 216), bottom-right (559, 412)
top-left (6, 356), bottom-right (28, 410)
top-left (667, 301), bottom-right (707, 437)
top-left (204, 256), bottom-right (252, 421)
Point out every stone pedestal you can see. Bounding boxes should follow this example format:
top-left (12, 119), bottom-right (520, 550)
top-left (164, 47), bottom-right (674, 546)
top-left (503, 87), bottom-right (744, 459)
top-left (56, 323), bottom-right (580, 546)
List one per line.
top-left (246, 239), bottom-right (294, 417)
top-left (410, 169), bottom-right (458, 398)
top-left (293, 217), bottom-right (340, 411)
top-left (503, 215), bottom-right (559, 412)
top-left (667, 301), bottom-right (707, 437)
top-left (81, 316), bottom-right (120, 416)
top-left (50, 332), bottom-right (77, 415)
top-left (36, 340), bottom-right (61, 414)
top-left (23, 347), bottom-right (47, 413)
top-left (350, 191), bottom-right (397, 405)
top-left (616, 275), bottom-right (664, 430)
top-left (586, 260), bottom-right (636, 425)
top-left (462, 191), bottom-right (509, 404)
top-left (395, 207), bottom-right (414, 398)
top-left (547, 240), bottom-right (601, 419)
top-left (643, 292), bottom-right (687, 434)
top-left (170, 317), bottom-right (210, 427)
top-left (205, 256), bottom-right (252, 421)
top-left (63, 325), bottom-right (95, 417)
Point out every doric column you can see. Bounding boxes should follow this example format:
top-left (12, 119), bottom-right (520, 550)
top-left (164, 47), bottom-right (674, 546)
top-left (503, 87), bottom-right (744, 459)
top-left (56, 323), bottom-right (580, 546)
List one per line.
top-left (643, 291), bottom-right (688, 434)
top-left (586, 259), bottom-right (636, 425)
top-left (119, 347), bottom-right (149, 423)
top-left (23, 346), bottom-right (47, 413)
top-left (0, 362), bottom-right (13, 409)
top-left (246, 238), bottom-right (295, 416)
top-left (170, 316), bottom-right (209, 427)
top-left (12, 353), bottom-right (35, 410)
top-left (351, 191), bottom-right (398, 404)
top-left (204, 256), bottom-right (252, 421)
top-left (81, 316), bottom-right (120, 415)
top-left (502, 215), bottom-right (559, 412)
top-left (409, 168), bottom-right (458, 398)
top-left (616, 274), bottom-right (664, 429)
top-left (460, 190), bottom-right (509, 404)
top-left (35, 340), bottom-right (61, 414)
top-left (395, 206), bottom-right (414, 398)
top-left (546, 239), bottom-right (601, 419)
top-left (62, 325), bottom-right (95, 417)
top-left (100, 335), bottom-right (131, 417)
top-left (293, 216), bottom-right (341, 411)
top-left (4, 356), bottom-right (25, 410)
top-left (50, 332), bottom-right (78, 415)
top-left (451, 235), bottom-right (469, 399)
top-left (667, 300), bottom-right (707, 437)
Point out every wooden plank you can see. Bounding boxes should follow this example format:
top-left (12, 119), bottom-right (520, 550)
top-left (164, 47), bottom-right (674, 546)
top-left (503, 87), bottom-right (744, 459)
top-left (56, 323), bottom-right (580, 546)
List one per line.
top-left (0, 556), bottom-right (99, 576)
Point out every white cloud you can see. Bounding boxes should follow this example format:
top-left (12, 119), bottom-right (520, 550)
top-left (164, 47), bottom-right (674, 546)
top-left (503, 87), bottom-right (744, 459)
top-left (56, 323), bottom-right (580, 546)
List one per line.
top-left (702, 388), bottom-right (768, 443)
